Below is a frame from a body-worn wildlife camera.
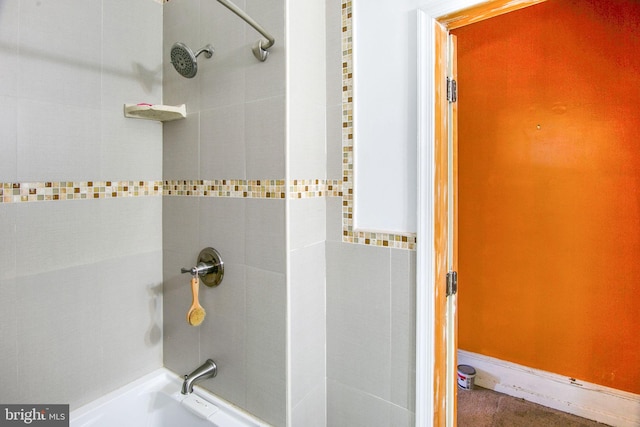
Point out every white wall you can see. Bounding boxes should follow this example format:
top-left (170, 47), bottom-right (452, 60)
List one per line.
top-left (353, 0), bottom-right (419, 233)
top-left (353, 0), bottom-right (473, 234)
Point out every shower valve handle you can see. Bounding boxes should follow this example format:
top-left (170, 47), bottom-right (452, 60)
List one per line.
top-left (181, 261), bottom-right (221, 277)
top-left (179, 247), bottom-right (225, 287)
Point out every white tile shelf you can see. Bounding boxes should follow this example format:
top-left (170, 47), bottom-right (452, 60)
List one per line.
top-left (123, 103), bottom-right (186, 122)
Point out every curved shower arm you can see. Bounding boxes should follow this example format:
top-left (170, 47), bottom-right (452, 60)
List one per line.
top-left (216, 0), bottom-right (275, 61)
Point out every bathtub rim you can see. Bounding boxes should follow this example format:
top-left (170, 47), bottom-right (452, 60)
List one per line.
top-left (70, 367), bottom-right (271, 426)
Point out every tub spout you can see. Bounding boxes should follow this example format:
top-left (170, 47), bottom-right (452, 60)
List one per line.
top-left (181, 359), bottom-right (217, 395)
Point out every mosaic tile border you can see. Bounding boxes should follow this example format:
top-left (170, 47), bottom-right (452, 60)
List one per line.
top-left (164, 179), bottom-right (343, 199)
top-left (290, 179), bottom-right (343, 199)
top-left (1, 176), bottom-right (413, 249)
top-left (341, 0), bottom-right (417, 250)
top-left (164, 179), bottom-right (287, 198)
top-left (0, 181), bottom-right (162, 203)
top-left (2, 1), bottom-right (416, 250)
top-left (0, 180), bottom-right (343, 201)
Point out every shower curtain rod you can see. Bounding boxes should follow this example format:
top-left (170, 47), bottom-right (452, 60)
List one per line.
top-left (216, 0), bottom-right (275, 61)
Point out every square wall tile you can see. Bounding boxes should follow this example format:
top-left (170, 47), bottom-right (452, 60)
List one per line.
top-left (289, 101), bottom-right (327, 179)
top-left (0, 0), bottom-right (19, 97)
top-left (198, 262), bottom-right (247, 407)
top-left (163, 113), bottom-right (201, 180)
top-left (103, 29), bottom-right (163, 181)
top-left (244, 96), bottom-right (285, 179)
top-left (102, 0), bottom-right (163, 109)
top-left (15, 263), bottom-right (105, 408)
top-left (0, 205), bottom-right (16, 280)
top-left (199, 0), bottom-right (248, 111)
top-left (99, 251), bottom-right (163, 393)
top-left (101, 110), bottom-right (162, 181)
top-left (245, 199), bottom-right (285, 273)
top-left (244, 0), bottom-right (286, 103)
top-left (163, 196), bottom-right (200, 254)
top-left (245, 366), bottom-right (286, 426)
top-left (244, 45), bottom-right (286, 103)
top-left (289, 0), bottom-right (325, 108)
top-left (200, 104), bottom-right (246, 179)
top-left (245, 267), bottom-right (286, 373)
top-left (15, 201), bottom-right (99, 277)
top-left (289, 197), bottom-right (326, 251)
top-left (17, 99), bottom-right (101, 182)
top-left (326, 241), bottom-right (392, 400)
top-left (162, 249), bottom-right (202, 376)
top-left (292, 380), bottom-right (327, 427)
top-left (18, 0), bottom-right (102, 109)
top-left (199, 56), bottom-right (246, 112)
top-left (391, 405), bottom-right (416, 427)
top-left (163, 0), bottom-right (202, 42)
top-left (290, 242), bottom-right (326, 407)
top-left (0, 97), bottom-right (17, 182)
top-left (390, 249), bottom-right (416, 410)
top-left (327, 380), bottom-right (391, 427)
top-left (96, 197), bottom-right (162, 260)
top-left (163, 0), bottom-right (202, 114)
top-left (326, 197), bottom-right (343, 243)
top-left (163, 64), bottom-right (202, 113)
top-left (245, 266), bottom-right (286, 426)
top-left (201, 0), bottom-right (246, 55)
top-left (0, 278), bottom-right (18, 404)
top-left (198, 197), bottom-right (246, 265)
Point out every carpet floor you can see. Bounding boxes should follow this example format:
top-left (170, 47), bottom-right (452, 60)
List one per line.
top-left (457, 387), bottom-right (611, 426)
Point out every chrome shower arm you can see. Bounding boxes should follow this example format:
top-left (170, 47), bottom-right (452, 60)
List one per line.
top-left (216, 0), bottom-right (275, 61)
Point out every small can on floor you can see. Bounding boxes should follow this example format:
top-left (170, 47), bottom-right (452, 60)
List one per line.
top-left (457, 364), bottom-right (476, 390)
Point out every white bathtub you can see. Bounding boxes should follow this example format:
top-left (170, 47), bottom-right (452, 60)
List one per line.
top-left (70, 368), bottom-right (270, 427)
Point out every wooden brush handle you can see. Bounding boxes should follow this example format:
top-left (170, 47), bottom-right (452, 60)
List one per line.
top-left (191, 276), bottom-right (200, 305)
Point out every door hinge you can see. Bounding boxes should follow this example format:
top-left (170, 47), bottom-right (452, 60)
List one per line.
top-left (447, 77), bottom-right (457, 103)
top-left (446, 271), bottom-right (458, 297)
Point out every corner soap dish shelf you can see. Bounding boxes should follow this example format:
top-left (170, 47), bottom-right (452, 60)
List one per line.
top-left (124, 103), bottom-right (186, 122)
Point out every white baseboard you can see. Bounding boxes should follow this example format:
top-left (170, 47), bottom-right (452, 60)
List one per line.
top-left (457, 350), bottom-right (640, 427)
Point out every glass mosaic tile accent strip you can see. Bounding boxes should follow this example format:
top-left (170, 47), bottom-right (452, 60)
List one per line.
top-left (341, 0), bottom-right (416, 250)
top-left (163, 180), bottom-right (288, 198)
top-left (0, 179), bottom-right (342, 203)
top-left (1, 176), bottom-right (413, 248)
top-left (5, 1), bottom-right (418, 249)
top-left (289, 179), bottom-right (342, 199)
top-left (163, 179), bottom-right (343, 200)
top-left (0, 181), bottom-right (162, 203)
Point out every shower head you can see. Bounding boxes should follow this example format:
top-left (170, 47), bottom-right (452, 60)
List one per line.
top-left (170, 42), bottom-right (214, 78)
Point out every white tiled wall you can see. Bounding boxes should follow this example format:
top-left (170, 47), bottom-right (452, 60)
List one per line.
top-left (162, 0), bottom-right (288, 425)
top-left (325, 0), bottom-right (417, 425)
top-left (0, 0), bottom-right (163, 409)
top-left (288, 0), bottom-right (327, 179)
top-left (287, 1), bottom-right (328, 425)
top-left (162, 196), bottom-right (288, 426)
top-left (163, 1), bottom-right (417, 426)
top-left (325, 242), bottom-right (416, 427)
top-left (0, 0), bottom-right (417, 424)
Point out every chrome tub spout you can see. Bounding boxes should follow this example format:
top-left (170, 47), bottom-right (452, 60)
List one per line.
top-left (181, 359), bottom-right (217, 395)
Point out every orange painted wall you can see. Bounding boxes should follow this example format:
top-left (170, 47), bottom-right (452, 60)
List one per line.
top-left (453, 0), bottom-right (640, 394)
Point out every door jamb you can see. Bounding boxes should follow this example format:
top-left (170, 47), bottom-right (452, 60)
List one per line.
top-left (416, 1), bottom-right (547, 426)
